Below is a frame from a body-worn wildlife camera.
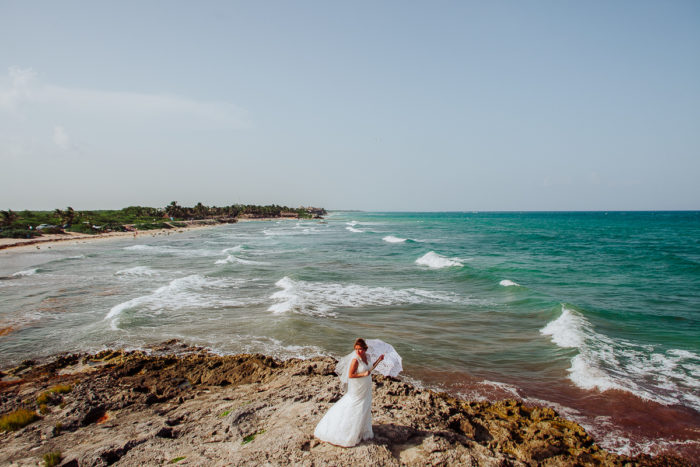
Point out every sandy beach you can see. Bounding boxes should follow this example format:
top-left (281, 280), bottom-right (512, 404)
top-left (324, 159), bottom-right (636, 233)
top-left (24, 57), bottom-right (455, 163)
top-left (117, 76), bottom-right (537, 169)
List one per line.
top-left (0, 217), bottom-right (301, 254)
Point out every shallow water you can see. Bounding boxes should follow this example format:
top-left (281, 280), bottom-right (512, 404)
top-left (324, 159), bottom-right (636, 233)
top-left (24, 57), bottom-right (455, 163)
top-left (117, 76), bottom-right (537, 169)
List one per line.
top-left (1, 212), bottom-right (699, 458)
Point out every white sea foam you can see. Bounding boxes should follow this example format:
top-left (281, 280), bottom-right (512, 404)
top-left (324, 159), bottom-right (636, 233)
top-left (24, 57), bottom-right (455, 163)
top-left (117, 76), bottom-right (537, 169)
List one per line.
top-left (215, 255), bottom-right (269, 265)
top-left (105, 275), bottom-right (253, 330)
top-left (237, 335), bottom-right (326, 360)
top-left (346, 221), bottom-right (358, 226)
top-left (115, 266), bottom-right (158, 277)
top-left (124, 244), bottom-right (216, 257)
top-left (383, 235), bottom-right (406, 243)
top-left (268, 276), bottom-right (472, 316)
top-left (541, 305), bottom-right (700, 411)
top-left (346, 226), bottom-right (363, 233)
top-left (415, 252), bottom-right (463, 269)
top-left (221, 245), bottom-right (244, 254)
top-left (480, 380), bottom-right (522, 398)
top-left (12, 268), bottom-right (39, 277)
top-left (499, 279), bottom-right (520, 287)
top-left (264, 226), bottom-right (320, 236)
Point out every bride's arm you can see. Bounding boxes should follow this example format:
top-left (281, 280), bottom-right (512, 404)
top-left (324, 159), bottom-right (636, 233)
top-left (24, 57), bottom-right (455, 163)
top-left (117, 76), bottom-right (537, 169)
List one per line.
top-left (348, 358), bottom-right (370, 378)
top-left (372, 354), bottom-right (385, 369)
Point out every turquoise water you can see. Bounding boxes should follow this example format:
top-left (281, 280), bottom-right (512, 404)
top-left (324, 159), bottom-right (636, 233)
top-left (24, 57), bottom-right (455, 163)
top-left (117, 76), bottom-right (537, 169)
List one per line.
top-left (1, 211), bottom-right (698, 456)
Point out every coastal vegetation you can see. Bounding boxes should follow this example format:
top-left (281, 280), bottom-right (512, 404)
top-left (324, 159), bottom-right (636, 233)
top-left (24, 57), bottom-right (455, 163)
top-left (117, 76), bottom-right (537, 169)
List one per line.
top-left (42, 451), bottom-right (62, 467)
top-left (0, 408), bottom-right (39, 432)
top-left (36, 384), bottom-right (72, 406)
top-left (242, 429), bottom-right (266, 445)
top-left (0, 203), bottom-right (326, 239)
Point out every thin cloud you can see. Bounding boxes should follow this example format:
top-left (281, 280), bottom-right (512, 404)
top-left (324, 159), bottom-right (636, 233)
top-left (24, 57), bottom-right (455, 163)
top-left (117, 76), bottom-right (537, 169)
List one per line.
top-left (0, 67), bottom-right (37, 112)
top-left (53, 125), bottom-right (70, 150)
top-left (0, 67), bottom-right (250, 129)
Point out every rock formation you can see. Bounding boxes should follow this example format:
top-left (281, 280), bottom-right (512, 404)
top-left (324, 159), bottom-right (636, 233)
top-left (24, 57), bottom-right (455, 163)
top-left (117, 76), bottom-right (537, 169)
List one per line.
top-left (0, 341), bottom-right (689, 466)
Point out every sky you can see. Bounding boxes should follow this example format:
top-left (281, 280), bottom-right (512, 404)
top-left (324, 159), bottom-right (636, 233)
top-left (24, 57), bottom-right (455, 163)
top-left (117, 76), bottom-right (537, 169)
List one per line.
top-left (1, 1), bottom-right (699, 211)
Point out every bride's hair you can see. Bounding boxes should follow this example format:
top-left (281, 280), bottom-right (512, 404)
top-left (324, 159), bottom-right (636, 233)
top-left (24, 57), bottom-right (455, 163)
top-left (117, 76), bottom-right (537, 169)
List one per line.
top-left (354, 338), bottom-right (368, 350)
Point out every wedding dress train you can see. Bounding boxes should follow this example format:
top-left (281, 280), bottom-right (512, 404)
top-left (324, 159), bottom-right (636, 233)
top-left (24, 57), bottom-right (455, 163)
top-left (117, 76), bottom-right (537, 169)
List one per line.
top-left (314, 354), bottom-right (373, 447)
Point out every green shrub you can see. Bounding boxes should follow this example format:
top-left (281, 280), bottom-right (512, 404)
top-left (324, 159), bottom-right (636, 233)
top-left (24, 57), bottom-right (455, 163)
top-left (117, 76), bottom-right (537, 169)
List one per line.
top-left (134, 222), bottom-right (171, 230)
top-left (0, 228), bottom-right (40, 239)
top-left (168, 457), bottom-right (186, 464)
top-left (39, 404), bottom-right (49, 415)
top-left (0, 409), bottom-right (40, 432)
top-left (39, 227), bottom-right (65, 234)
top-left (43, 451), bottom-right (62, 467)
top-left (49, 384), bottom-right (72, 394)
top-left (37, 384), bottom-right (71, 406)
top-left (242, 429), bottom-right (265, 445)
top-left (36, 392), bottom-right (50, 405)
top-left (67, 223), bottom-right (98, 234)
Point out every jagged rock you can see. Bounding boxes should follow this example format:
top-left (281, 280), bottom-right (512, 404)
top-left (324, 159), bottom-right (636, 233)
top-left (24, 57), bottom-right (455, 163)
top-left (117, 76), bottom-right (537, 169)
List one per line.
top-left (0, 341), bottom-right (692, 466)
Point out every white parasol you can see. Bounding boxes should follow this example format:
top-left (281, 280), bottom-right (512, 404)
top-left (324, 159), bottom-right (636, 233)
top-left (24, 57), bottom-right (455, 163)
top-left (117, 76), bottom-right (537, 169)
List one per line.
top-left (366, 339), bottom-right (403, 377)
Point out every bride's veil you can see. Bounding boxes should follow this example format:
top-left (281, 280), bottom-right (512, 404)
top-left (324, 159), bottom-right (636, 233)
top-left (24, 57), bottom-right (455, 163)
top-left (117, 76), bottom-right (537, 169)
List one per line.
top-left (335, 351), bottom-right (357, 392)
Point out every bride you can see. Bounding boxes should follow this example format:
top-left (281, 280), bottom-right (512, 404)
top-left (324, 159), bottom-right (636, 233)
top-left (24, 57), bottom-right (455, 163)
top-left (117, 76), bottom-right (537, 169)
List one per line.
top-left (314, 338), bottom-right (384, 447)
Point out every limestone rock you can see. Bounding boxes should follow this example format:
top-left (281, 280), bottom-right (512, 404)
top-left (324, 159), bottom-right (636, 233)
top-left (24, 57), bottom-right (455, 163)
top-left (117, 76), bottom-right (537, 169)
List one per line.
top-left (0, 341), bottom-right (690, 466)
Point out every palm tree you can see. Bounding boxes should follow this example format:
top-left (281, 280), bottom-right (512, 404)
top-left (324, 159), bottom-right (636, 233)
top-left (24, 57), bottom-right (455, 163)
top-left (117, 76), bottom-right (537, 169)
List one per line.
top-left (1, 209), bottom-right (18, 226)
top-left (194, 202), bottom-right (208, 218)
top-left (165, 201), bottom-right (182, 219)
top-left (63, 206), bottom-right (75, 226)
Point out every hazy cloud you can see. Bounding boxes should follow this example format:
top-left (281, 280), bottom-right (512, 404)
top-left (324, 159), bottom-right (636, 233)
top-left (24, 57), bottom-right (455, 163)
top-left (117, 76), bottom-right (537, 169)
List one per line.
top-left (0, 67), bottom-right (250, 129)
top-left (53, 125), bottom-right (70, 150)
top-left (0, 67), bottom-right (37, 112)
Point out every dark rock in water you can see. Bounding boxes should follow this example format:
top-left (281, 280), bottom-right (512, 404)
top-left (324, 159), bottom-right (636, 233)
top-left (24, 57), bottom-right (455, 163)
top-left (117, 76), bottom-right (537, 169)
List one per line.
top-left (0, 341), bottom-right (691, 466)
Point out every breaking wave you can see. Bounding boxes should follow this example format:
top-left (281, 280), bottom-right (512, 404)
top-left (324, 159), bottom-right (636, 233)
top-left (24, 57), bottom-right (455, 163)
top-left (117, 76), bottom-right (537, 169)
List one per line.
top-left (12, 268), bottom-right (39, 277)
top-left (383, 235), bottom-right (406, 243)
top-left (540, 305), bottom-right (700, 411)
top-left (115, 266), bottom-right (158, 277)
top-left (104, 275), bottom-right (254, 330)
top-left (124, 244), bottom-right (217, 257)
top-left (268, 276), bottom-right (471, 316)
top-left (499, 280), bottom-right (520, 287)
top-left (415, 252), bottom-right (463, 269)
top-left (215, 255), bottom-right (269, 265)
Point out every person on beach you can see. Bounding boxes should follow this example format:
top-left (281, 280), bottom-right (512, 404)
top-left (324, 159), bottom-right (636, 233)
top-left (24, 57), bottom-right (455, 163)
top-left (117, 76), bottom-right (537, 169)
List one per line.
top-left (314, 338), bottom-right (384, 447)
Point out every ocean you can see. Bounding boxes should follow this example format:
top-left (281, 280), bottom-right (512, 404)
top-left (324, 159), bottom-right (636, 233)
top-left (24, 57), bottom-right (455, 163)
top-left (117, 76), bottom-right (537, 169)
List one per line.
top-left (1, 211), bottom-right (699, 458)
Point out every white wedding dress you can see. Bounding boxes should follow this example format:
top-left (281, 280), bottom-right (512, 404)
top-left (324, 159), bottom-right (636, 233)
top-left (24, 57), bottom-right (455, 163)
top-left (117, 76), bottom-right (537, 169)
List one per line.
top-left (314, 353), bottom-right (374, 447)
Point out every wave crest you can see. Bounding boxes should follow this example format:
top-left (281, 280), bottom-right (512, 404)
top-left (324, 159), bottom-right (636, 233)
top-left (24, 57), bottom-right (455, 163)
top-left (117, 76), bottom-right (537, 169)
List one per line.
top-left (12, 268), bottom-right (39, 277)
top-left (115, 266), bottom-right (158, 277)
top-left (541, 306), bottom-right (700, 411)
top-left (499, 280), bottom-right (520, 287)
top-left (104, 275), bottom-right (253, 330)
top-left (124, 244), bottom-right (216, 257)
top-left (383, 235), bottom-right (406, 243)
top-left (215, 255), bottom-right (269, 265)
top-left (415, 252), bottom-right (463, 269)
top-left (268, 276), bottom-right (472, 316)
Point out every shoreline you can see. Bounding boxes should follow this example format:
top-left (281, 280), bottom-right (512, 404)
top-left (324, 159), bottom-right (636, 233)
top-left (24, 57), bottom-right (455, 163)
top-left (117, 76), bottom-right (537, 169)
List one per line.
top-left (2, 214), bottom-right (696, 463)
top-left (0, 342), bottom-right (689, 466)
top-left (0, 216), bottom-right (310, 254)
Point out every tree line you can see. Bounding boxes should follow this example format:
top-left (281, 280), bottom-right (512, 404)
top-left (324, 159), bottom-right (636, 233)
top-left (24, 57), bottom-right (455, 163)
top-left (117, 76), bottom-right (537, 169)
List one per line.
top-left (0, 203), bottom-right (326, 238)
